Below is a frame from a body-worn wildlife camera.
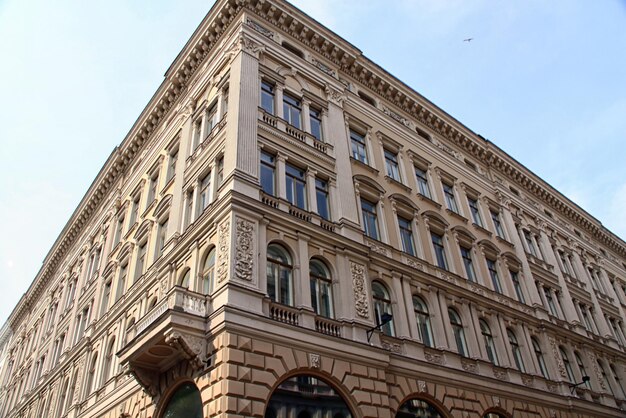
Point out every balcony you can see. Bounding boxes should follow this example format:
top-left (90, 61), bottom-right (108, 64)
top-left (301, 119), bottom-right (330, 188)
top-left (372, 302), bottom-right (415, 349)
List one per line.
top-left (118, 286), bottom-right (209, 399)
top-left (258, 108), bottom-right (333, 156)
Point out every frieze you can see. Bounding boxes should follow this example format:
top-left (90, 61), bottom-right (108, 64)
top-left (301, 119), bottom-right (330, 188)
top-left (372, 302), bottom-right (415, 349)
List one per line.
top-left (350, 262), bottom-right (369, 318)
top-left (234, 218), bottom-right (254, 282)
top-left (382, 106), bottom-right (411, 129)
top-left (406, 259), bottom-right (424, 271)
top-left (492, 366), bottom-right (509, 381)
top-left (549, 337), bottom-right (567, 379)
top-left (217, 220), bottom-right (230, 283)
top-left (312, 58), bottom-right (336, 78)
top-left (367, 240), bottom-right (389, 257)
top-left (521, 374), bottom-right (534, 387)
top-left (380, 338), bottom-right (403, 354)
top-left (468, 283), bottom-right (486, 297)
top-left (547, 382), bottom-right (559, 393)
top-left (461, 358), bottom-right (478, 373)
top-left (246, 18), bottom-right (275, 39)
top-left (424, 350), bottom-right (444, 365)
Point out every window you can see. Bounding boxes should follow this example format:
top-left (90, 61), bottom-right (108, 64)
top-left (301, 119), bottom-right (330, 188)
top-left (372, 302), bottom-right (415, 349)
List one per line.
top-left (216, 157), bottom-right (224, 188)
top-left (468, 197), bottom-right (482, 226)
top-left (267, 244), bottom-right (293, 306)
top-left (166, 147), bottom-right (178, 183)
top-left (384, 149), bottom-right (401, 181)
top-left (460, 246), bottom-right (476, 282)
top-left (156, 217), bottom-right (169, 258)
top-left (523, 230), bottom-right (538, 257)
top-left (315, 178), bottom-right (330, 220)
top-left (372, 281), bottom-right (394, 337)
top-left (129, 193), bottom-right (141, 226)
top-left (397, 399), bottom-right (445, 418)
top-left (350, 129), bottom-right (368, 164)
top-left (87, 353), bottom-right (98, 394)
top-left (87, 249), bottom-right (101, 280)
top-left (65, 279), bottom-right (76, 310)
top-left (204, 103), bottom-right (218, 136)
top-left (558, 250), bottom-right (572, 276)
top-left (599, 361), bottom-right (615, 397)
top-left (360, 198), bottom-right (379, 240)
top-left (112, 215), bottom-right (124, 248)
top-left (202, 248), bottom-right (216, 294)
top-left (283, 93), bottom-right (301, 129)
top-left (180, 269), bottom-right (191, 288)
top-left (510, 270), bottom-right (525, 303)
top-left (532, 337), bottom-right (549, 378)
top-left (261, 81), bottom-right (275, 114)
top-left (260, 151), bottom-right (276, 195)
top-left (398, 216), bottom-right (415, 256)
top-left (507, 329), bottom-right (525, 372)
top-left (161, 382), bottom-right (203, 418)
top-left (480, 319), bottom-right (498, 365)
top-left (134, 242), bottom-right (147, 282)
top-left (449, 308), bottom-right (468, 356)
top-left (102, 338), bottom-right (116, 384)
top-left (610, 365), bottom-right (626, 398)
top-left (443, 183), bottom-right (458, 213)
top-left (580, 304), bottom-right (594, 332)
top-left (574, 352), bottom-right (590, 388)
top-left (309, 108), bottom-right (323, 141)
top-left (543, 287), bottom-right (559, 317)
top-left (309, 259), bottom-right (333, 318)
top-left (199, 172), bottom-right (211, 213)
top-left (431, 232), bottom-right (448, 270)
top-left (412, 295), bottom-right (433, 347)
top-left (148, 171), bottom-right (159, 206)
top-left (414, 167), bottom-right (431, 198)
top-left (491, 210), bottom-right (505, 239)
top-left (286, 164), bottom-right (307, 209)
top-left (192, 118), bottom-right (202, 150)
top-left (100, 281), bottom-right (111, 316)
top-left (115, 263), bottom-right (128, 301)
top-left (560, 347), bottom-right (575, 383)
top-left (487, 259), bottom-right (502, 293)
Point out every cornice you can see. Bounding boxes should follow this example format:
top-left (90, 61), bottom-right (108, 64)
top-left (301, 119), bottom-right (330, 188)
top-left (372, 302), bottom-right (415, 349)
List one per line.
top-left (241, 0), bottom-right (626, 258)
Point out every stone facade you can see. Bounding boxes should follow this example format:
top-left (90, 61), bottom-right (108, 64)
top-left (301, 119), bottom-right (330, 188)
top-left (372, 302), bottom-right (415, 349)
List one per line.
top-left (1, 0), bottom-right (626, 417)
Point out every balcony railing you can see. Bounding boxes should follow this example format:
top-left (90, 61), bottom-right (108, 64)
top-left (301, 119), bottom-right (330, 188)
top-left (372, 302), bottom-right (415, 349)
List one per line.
top-left (269, 303), bottom-right (299, 326)
top-left (315, 316), bottom-right (341, 337)
top-left (258, 108), bottom-right (333, 156)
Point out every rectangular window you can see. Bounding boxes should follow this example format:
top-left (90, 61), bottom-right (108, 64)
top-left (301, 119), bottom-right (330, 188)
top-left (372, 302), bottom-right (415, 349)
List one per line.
top-left (204, 103), bottom-right (218, 137)
top-left (261, 81), bottom-right (275, 114)
top-left (384, 149), bottom-right (401, 181)
top-left (415, 167), bottom-right (431, 199)
top-left (543, 287), bottom-right (558, 316)
top-left (199, 173), bottom-right (211, 213)
top-left (100, 281), bottom-right (111, 316)
top-left (157, 217), bottom-right (169, 258)
top-left (350, 129), bottom-right (368, 164)
top-left (309, 108), bottom-right (323, 141)
top-left (112, 216), bottom-right (124, 248)
top-left (115, 264), bottom-right (127, 301)
top-left (491, 210), bottom-right (505, 238)
top-left (185, 190), bottom-right (194, 226)
top-left (510, 271), bottom-right (525, 303)
top-left (129, 194), bottom-right (141, 227)
top-left (216, 157), bottom-right (224, 188)
top-left (285, 164), bottom-right (307, 209)
top-left (166, 148), bottom-right (178, 183)
top-left (283, 93), bottom-right (301, 129)
top-left (148, 171), bottom-right (159, 205)
top-left (487, 259), bottom-right (502, 293)
top-left (468, 197), bottom-right (482, 226)
top-left (558, 251), bottom-right (572, 275)
top-left (192, 118), bottom-right (202, 150)
top-left (260, 151), bottom-right (275, 195)
top-left (361, 198), bottom-right (379, 240)
top-left (460, 246), bottom-right (476, 282)
top-left (398, 216), bottom-right (415, 256)
top-left (315, 178), bottom-right (330, 220)
top-left (134, 242), bottom-right (147, 282)
top-left (443, 183), bottom-right (459, 213)
top-left (431, 232), bottom-right (448, 270)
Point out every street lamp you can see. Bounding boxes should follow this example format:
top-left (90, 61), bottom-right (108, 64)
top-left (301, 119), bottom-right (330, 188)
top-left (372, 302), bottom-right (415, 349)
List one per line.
top-left (569, 375), bottom-right (590, 394)
top-left (366, 313), bottom-right (393, 342)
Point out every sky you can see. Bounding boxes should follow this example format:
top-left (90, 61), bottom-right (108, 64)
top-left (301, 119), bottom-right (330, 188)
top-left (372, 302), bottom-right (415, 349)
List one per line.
top-left (1, 0), bottom-right (625, 327)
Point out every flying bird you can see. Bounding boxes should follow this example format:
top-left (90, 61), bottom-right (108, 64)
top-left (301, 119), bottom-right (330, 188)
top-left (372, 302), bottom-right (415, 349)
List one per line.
top-left (463, 38), bottom-right (473, 42)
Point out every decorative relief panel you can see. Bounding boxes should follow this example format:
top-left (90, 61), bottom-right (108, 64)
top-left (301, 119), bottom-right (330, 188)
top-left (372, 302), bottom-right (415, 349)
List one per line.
top-left (246, 18), bottom-right (275, 39)
top-left (587, 351), bottom-right (606, 389)
top-left (549, 337), bottom-right (567, 378)
top-left (424, 350), bottom-right (444, 365)
top-left (234, 218), bottom-right (254, 282)
top-left (461, 358), bottom-right (478, 373)
top-left (324, 85), bottom-right (345, 106)
top-left (217, 220), bottom-right (230, 283)
top-left (350, 262), bottom-right (369, 318)
top-left (380, 338), bottom-right (403, 354)
top-left (309, 353), bottom-right (320, 369)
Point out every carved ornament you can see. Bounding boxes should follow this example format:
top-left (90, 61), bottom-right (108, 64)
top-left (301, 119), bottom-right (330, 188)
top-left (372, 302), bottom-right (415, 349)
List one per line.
top-left (234, 218), bottom-right (254, 282)
top-left (350, 262), bottom-right (369, 318)
top-left (217, 220), bottom-right (230, 283)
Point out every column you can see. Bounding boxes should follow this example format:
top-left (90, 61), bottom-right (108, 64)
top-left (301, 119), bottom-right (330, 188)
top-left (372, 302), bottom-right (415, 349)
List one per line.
top-left (391, 273), bottom-right (411, 339)
top-left (328, 179), bottom-right (339, 222)
top-left (275, 84), bottom-right (284, 119)
top-left (421, 218), bottom-right (436, 264)
top-left (276, 155), bottom-right (287, 201)
top-left (402, 278), bottom-right (418, 340)
top-left (258, 219), bottom-right (269, 298)
top-left (296, 234), bottom-right (312, 310)
top-left (459, 301), bottom-right (480, 359)
top-left (442, 229), bottom-right (456, 274)
top-left (448, 231), bottom-right (464, 276)
top-left (301, 98), bottom-right (311, 134)
top-left (377, 195), bottom-right (389, 244)
top-left (431, 288), bottom-right (450, 350)
top-left (412, 214), bottom-right (425, 259)
top-left (306, 169), bottom-right (317, 215)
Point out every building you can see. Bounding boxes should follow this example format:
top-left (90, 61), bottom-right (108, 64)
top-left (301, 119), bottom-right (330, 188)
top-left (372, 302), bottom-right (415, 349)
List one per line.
top-left (1, 0), bottom-right (626, 417)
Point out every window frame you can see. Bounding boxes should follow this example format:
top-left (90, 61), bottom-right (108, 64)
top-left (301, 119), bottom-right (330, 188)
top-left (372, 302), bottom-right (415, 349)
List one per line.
top-left (360, 198), bottom-right (380, 240)
top-left (350, 129), bottom-right (368, 164)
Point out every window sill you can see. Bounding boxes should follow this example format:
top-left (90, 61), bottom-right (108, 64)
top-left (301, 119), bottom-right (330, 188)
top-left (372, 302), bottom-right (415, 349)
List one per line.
top-left (495, 235), bottom-right (514, 248)
top-left (384, 175), bottom-right (412, 193)
top-left (470, 222), bottom-right (492, 237)
top-left (416, 193), bottom-right (441, 209)
top-left (446, 209), bottom-right (468, 223)
top-left (349, 157), bottom-right (378, 174)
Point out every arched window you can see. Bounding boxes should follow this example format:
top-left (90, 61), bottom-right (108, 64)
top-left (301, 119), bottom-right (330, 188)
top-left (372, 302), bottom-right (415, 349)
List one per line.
top-left (266, 375), bottom-right (352, 418)
top-left (412, 295), bottom-right (433, 347)
top-left (56, 377), bottom-right (69, 417)
top-left (180, 269), bottom-right (191, 289)
top-left (448, 308), bottom-right (467, 357)
top-left (507, 329), bottom-right (525, 372)
top-left (372, 281), bottom-right (394, 336)
top-left (483, 413), bottom-right (507, 418)
top-left (86, 352), bottom-right (98, 395)
top-left (480, 319), bottom-right (498, 365)
top-left (559, 347), bottom-right (575, 383)
top-left (267, 244), bottom-right (293, 306)
top-left (161, 382), bottom-right (202, 418)
top-left (598, 360), bottom-right (615, 396)
top-left (123, 317), bottom-right (136, 345)
top-left (574, 352), bottom-right (590, 388)
top-left (610, 364), bottom-right (626, 398)
top-left (66, 370), bottom-right (78, 412)
top-left (532, 337), bottom-right (549, 378)
top-left (396, 398), bottom-right (444, 418)
top-left (102, 337), bottom-right (116, 384)
top-left (310, 259), bottom-right (333, 318)
top-left (147, 296), bottom-right (158, 311)
top-left (202, 248), bottom-right (216, 294)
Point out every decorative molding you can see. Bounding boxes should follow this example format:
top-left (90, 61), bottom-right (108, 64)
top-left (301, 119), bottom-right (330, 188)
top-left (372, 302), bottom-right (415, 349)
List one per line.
top-left (461, 358), bottom-right (478, 374)
top-left (246, 18), bottom-right (275, 39)
top-left (324, 84), bottom-right (345, 106)
top-left (424, 350), bottom-right (444, 365)
top-left (492, 366), bottom-right (509, 381)
top-left (309, 353), bottom-right (320, 369)
top-left (312, 58), bottom-right (336, 78)
top-left (418, 380), bottom-right (428, 393)
top-left (380, 338), bottom-right (403, 354)
top-left (350, 262), bottom-right (369, 318)
top-left (549, 337), bottom-right (567, 379)
top-left (234, 218), bottom-right (254, 282)
top-left (217, 220), bottom-right (230, 283)
top-left (382, 106), bottom-right (411, 129)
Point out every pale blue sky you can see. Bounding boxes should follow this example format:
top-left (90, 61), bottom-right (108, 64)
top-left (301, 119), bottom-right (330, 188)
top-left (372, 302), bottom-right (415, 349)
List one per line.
top-left (1, 0), bottom-right (625, 325)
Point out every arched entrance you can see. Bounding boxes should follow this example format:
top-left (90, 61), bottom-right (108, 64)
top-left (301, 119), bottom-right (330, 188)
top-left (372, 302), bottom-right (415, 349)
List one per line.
top-left (396, 398), bottom-right (447, 418)
top-left (265, 375), bottom-right (352, 418)
top-left (160, 382), bottom-right (202, 418)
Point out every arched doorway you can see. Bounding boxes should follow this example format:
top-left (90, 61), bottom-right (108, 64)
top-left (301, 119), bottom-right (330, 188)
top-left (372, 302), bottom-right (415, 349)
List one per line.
top-left (396, 398), bottom-right (446, 418)
top-left (265, 375), bottom-right (352, 418)
top-left (160, 382), bottom-right (202, 418)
